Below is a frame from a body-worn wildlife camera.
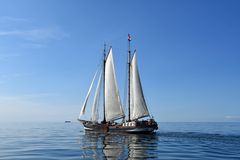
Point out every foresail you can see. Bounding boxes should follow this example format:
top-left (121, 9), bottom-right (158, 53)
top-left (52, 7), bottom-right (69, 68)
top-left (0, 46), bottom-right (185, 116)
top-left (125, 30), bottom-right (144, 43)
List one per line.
top-left (130, 52), bottom-right (150, 120)
top-left (91, 70), bottom-right (102, 122)
top-left (79, 70), bottom-right (98, 118)
top-left (105, 48), bottom-right (125, 121)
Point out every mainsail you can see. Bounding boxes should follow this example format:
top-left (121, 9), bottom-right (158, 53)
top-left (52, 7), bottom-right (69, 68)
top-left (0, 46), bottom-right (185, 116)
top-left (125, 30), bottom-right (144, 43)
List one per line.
top-left (105, 48), bottom-right (125, 121)
top-left (130, 52), bottom-right (150, 120)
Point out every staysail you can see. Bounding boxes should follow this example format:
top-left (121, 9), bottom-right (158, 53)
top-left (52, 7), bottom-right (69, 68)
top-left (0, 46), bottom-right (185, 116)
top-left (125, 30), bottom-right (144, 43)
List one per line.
top-left (105, 48), bottom-right (125, 121)
top-left (130, 52), bottom-right (150, 120)
top-left (91, 71), bottom-right (102, 122)
top-left (79, 70), bottom-right (98, 117)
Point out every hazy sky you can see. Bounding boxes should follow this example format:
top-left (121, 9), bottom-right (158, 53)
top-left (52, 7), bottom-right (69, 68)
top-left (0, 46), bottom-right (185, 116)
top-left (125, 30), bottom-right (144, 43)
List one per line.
top-left (0, 0), bottom-right (240, 122)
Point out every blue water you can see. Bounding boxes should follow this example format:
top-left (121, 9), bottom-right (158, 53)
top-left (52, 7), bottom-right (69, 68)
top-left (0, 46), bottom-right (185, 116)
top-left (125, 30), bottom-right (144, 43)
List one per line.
top-left (0, 122), bottom-right (240, 159)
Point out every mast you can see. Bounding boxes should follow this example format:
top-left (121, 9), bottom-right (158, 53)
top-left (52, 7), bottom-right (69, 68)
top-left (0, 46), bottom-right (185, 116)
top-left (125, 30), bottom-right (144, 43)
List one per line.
top-left (102, 43), bottom-right (106, 123)
top-left (128, 34), bottom-right (131, 121)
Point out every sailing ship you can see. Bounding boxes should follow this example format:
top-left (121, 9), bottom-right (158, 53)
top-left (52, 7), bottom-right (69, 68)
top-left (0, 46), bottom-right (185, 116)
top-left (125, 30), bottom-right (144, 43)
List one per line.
top-left (78, 35), bottom-right (158, 133)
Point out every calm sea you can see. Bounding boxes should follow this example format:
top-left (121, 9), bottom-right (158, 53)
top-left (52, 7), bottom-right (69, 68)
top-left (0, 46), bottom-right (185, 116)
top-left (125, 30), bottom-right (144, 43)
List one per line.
top-left (0, 122), bottom-right (240, 159)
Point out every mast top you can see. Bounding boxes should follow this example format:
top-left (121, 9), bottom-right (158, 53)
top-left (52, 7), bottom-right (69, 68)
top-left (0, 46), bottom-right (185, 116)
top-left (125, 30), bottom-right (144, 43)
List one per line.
top-left (128, 34), bottom-right (132, 56)
top-left (103, 43), bottom-right (106, 58)
top-left (128, 33), bottom-right (132, 42)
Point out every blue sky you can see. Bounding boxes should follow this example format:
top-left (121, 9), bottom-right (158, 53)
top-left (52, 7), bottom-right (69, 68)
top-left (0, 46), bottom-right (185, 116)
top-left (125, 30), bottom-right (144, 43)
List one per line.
top-left (0, 0), bottom-right (240, 122)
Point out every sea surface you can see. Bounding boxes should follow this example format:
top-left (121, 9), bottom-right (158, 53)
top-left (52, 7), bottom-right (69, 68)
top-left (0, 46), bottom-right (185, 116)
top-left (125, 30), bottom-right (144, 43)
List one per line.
top-left (0, 122), bottom-right (240, 159)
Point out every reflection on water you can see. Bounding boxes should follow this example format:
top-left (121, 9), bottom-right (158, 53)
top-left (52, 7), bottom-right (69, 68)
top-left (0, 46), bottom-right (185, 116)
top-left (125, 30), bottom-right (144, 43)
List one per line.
top-left (79, 131), bottom-right (159, 159)
top-left (1, 122), bottom-right (240, 159)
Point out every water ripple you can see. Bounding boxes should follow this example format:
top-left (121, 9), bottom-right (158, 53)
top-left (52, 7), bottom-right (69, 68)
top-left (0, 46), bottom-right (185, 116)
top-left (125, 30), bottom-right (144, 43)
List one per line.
top-left (0, 122), bottom-right (240, 159)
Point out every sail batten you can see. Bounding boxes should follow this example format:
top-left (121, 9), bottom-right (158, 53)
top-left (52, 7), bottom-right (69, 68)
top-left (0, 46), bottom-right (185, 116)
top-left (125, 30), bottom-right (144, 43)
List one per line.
top-left (105, 48), bottom-right (125, 121)
top-left (130, 52), bottom-right (150, 120)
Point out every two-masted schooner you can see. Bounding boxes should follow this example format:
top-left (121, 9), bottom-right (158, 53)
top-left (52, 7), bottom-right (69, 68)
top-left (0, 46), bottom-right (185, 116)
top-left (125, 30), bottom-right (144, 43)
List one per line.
top-left (78, 35), bottom-right (158, 133)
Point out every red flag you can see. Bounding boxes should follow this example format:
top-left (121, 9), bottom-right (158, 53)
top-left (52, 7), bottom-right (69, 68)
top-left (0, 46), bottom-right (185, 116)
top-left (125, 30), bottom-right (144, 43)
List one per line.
top-left (128, 34), bottom-right (131, 41)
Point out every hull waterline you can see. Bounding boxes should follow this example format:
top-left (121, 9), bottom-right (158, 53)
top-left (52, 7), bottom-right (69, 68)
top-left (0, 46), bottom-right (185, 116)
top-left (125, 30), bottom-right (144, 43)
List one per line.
top-left (78, 119), bottom-right (158, 134)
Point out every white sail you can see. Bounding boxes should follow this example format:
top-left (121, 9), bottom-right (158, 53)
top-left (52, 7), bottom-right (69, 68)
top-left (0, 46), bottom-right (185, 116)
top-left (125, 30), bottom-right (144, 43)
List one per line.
top-left (130, 52), bottom-right (150, 120)
top-left (91, 71), bottom-right (102, 122)
top-left (79, 70), bottom-right (98, 118)
top-left (105, 48), bottom-right (125, 121)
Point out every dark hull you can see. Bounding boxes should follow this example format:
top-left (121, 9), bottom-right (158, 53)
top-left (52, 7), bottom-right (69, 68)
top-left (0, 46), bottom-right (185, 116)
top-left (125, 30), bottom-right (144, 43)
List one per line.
top-left (78, 119), bottom-right (158, 134)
